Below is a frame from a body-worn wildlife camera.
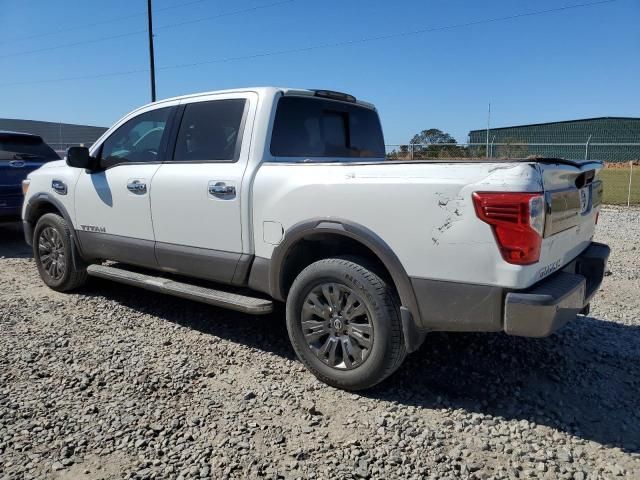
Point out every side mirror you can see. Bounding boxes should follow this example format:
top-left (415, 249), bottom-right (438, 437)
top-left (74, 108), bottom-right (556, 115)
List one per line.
top-left (66, 146), bottom-right (93, 169)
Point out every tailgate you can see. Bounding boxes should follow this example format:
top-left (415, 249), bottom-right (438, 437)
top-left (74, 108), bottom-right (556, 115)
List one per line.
top-left (535, 159), bottom-right (603, 279)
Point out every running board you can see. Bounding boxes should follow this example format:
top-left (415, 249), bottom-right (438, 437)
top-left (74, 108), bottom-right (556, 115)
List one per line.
top-left (87, 264), bottom-right (273, 315)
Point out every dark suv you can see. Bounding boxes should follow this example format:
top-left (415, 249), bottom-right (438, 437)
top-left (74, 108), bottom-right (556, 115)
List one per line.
top-left (0, 131), bottom-right (60, 220)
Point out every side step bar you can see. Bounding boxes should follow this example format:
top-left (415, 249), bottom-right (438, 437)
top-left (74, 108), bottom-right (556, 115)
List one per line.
top-left (87, 264), bottom-right (273, 315)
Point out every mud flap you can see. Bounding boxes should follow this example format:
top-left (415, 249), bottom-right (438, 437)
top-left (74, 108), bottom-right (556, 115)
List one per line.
top-left (401, 306), bottom-right (426, 353)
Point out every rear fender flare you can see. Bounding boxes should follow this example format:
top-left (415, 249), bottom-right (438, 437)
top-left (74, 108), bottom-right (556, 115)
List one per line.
top-left (270, 218), bottom-right (422, 332)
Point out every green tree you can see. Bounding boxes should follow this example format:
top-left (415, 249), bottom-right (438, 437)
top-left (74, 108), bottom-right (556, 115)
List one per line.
top-left (409, 129), bottom-right (463, 159)
top-left (410, 129), bottom-right (457, 145)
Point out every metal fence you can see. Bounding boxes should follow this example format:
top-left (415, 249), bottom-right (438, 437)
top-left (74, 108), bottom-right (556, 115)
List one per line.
top-left (47, 141), bottom-right (638, 206)
top-left (384, 142), bottom-right (640, 162)
top-left (49, 142), bottom-right (97, 158)
top-left (49, 141), bottom-right (95, 151)
top-left (385, 143), bottom-right (639, 206)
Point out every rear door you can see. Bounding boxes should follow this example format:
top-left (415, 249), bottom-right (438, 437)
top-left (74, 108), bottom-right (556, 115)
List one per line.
top-left (150, 92), bottom-right (255, 284)
top-left (535, 160), bottom-right (604, 280)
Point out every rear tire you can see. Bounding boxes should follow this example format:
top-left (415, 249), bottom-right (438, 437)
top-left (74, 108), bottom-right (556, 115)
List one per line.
top-left (286, 256), bottom-right (406, 390)
top-left (33, 213), bottom-right (88, 292)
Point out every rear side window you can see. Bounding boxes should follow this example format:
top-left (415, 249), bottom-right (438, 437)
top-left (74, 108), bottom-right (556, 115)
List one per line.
top-left (270, 96), bottom-right (385, 159)
top-left (173, 99), bottom-right (247, 162)
top-left (0, 133), bottom-right (60, 160)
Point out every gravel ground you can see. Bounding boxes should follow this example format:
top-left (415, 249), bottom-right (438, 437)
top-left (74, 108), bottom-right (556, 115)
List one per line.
top-left (1, 208), bottom-right (639, 480)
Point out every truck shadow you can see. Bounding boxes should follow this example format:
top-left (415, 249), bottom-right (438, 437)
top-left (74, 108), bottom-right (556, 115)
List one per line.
top-left (368, 319), bottom-right (640, 455)
top-left (80, 279), bottom-right (640, 454)
top-left (0, 221), bottom-right (32, 259)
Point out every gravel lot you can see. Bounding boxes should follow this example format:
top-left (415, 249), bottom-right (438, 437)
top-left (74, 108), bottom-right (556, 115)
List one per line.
top-left (1, 208), bottom-right (639, 480)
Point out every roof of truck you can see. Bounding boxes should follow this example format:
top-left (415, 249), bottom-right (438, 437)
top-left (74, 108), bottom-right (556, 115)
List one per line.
top-left (139, 87), bottom-right (376, 111)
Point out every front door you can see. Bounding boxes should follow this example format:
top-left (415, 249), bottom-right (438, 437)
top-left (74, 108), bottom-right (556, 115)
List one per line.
top-left (74, 106), bottom-right (174, 267)
top-left (150, 93), bottom-right (254, 284)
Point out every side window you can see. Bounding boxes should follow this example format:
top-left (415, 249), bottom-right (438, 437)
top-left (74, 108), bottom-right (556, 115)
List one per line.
top-left (99, 107), bottom-right (171, 168)
top-left (173, 99), bottom-right (247, 162)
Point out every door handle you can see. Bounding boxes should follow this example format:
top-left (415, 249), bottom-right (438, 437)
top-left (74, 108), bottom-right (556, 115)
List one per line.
top-left (208, 181), bottom-right (236, 199)
top-left (127, 180), bottom-right (147, 194)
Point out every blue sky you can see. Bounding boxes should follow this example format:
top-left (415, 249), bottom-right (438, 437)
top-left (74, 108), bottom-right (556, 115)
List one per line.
top-left (1, 0), bottom-right (638, 144)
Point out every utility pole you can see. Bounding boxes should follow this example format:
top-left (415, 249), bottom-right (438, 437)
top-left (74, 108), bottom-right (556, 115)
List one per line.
top-left (147, 0), bottom-right (157, 102)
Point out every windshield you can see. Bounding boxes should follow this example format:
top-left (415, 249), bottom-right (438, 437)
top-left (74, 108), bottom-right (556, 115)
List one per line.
top-left (270, 96), bottom-right (386, 161)
top-left (0, 133), bottom-right (60, 160)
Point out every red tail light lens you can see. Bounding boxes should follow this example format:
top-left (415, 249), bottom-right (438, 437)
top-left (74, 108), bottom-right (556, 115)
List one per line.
top-left (472, 192), bottom-right (545, 265)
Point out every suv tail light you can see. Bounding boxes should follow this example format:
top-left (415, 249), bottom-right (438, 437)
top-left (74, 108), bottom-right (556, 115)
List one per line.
top-left (472, 192), bottom-right (545, 265)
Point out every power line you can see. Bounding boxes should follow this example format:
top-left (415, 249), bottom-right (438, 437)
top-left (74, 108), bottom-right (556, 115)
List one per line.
top-left (0, 0), bottom-right (619, 87)
top-left (0, 68), bottom-right (150, 86)
top-left (137, 0), bottom-right (630, 71)
top-left (0, 0), bottom-right (210, 45)
top-left (0, 30), bottom-right (147, 59)
top-left (155, 0), bottom-right (296, 32)
top-left (0, 0), bottom-right (298, 59)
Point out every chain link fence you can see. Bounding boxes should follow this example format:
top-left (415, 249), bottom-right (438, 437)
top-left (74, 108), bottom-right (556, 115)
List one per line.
top-left (50, 141), bottom-right (95, 150)
top-left (385, 142), bottom-right (640, 161)
top-left (50, 141), bottom-right (96, 158)
top-left (49, 142), bottom-right (95, 150)
top-left (47, 140), bottom-right (638, 206)
top-left (385, 143), bottom-right (639, 206)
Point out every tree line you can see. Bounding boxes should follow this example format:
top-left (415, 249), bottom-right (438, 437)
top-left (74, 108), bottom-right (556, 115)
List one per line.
top-left (387, 129), bottom-right (485, 160)
top-left (388, 129), bottom-right (533, 160)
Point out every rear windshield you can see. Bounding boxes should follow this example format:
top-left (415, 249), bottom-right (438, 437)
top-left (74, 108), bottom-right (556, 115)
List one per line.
top-left (270, 96), bottom-right (385, 160)
top-left (0, 133), bottom-right (60, 160)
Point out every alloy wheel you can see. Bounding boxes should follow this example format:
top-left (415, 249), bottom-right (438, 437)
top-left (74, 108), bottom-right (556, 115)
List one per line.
top-left (38, 226), bottom-right (66, 280)
top-left (301, 282), bottom-right (374, 370)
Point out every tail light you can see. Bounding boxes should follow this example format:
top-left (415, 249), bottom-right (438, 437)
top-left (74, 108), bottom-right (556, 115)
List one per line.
top-left (472, 192), bottom-right (545, 265)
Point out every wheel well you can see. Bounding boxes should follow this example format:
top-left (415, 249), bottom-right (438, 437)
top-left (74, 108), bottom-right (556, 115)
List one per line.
top-left (279, 233), bottom-right (394, 298)
top-left (26, 200), bottom-right (62, 225)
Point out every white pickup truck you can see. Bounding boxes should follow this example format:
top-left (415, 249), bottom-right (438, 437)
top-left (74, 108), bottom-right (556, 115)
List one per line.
top-left (22, 87), bottom-right (610, 390)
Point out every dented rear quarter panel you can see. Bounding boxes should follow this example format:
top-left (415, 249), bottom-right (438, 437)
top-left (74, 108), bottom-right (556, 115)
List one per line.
top-left (252, 161), bottom-right (556, 289)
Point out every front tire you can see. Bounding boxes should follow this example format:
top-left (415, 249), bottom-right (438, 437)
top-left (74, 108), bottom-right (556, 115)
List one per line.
top-left (33, 213), bottom-right (88, 292)
top-left (286, 257), bottom-right (406, 390)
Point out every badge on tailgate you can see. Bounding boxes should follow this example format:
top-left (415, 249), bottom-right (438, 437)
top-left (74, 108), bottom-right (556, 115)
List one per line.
top-left (538, 259), bottom-right (562, 280)
top-left (579, 186), bottom-right (591, 215)
top-left (544, 189), bottom-right (581, 236)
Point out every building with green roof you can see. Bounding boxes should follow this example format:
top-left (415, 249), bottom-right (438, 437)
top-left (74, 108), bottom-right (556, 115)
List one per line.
top-left (468, 117), bottom-right (640, 162)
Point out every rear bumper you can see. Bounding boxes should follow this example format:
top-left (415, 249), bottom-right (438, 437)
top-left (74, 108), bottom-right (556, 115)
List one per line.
top-left (503, 242), bottom-right (610, 337)
top-left (409, 241), bottom-right (610, 339)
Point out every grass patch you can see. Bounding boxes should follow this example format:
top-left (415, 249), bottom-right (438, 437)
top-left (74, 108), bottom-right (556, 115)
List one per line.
top-left (600, 168), bottom-right (640, 205)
